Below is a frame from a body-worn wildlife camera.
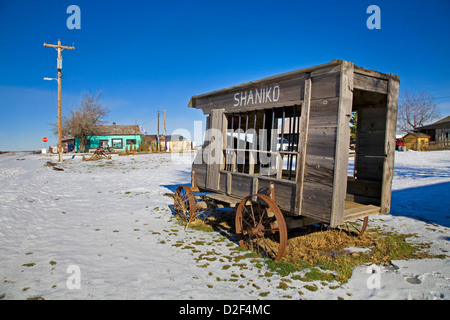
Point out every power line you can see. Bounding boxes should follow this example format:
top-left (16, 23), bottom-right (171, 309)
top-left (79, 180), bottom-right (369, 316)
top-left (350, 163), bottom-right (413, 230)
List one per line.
top-left (140, 115), bottom-right (158, 125)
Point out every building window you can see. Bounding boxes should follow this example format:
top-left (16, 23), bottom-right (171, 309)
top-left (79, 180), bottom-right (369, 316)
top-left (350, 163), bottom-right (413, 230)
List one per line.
top-left (99, 140), bottom-right (109, 148)
top-left (126, 139), bottom-right (137, 145)
top-left (112, 139), bottom-right (123, 149)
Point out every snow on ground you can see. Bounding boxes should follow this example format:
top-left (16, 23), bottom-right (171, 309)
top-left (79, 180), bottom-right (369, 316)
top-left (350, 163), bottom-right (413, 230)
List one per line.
top-left (0, 150), bottom-right (449, 300)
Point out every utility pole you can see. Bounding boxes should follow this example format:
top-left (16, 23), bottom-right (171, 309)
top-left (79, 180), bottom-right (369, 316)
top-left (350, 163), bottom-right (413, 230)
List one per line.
top-left (43, 39), bottom-right (75, 162)
top-left (157, 110), bottom-right (160, 152)
top-left (164, 109), bottom-right (167, 152)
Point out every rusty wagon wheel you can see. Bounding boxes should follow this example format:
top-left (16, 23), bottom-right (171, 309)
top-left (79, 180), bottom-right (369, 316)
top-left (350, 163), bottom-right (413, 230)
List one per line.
top-left (341, 216), bottom-right (369, 237)
top-left (235, 194), bottom-right (288, 261)
top-left (174, 186), bottom-right (196, 222)
top-left (323, 216), bottom-right (369, 238)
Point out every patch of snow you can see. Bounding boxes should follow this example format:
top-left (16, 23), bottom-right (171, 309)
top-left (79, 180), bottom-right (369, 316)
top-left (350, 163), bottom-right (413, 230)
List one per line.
top-left (0, 150), bottom-right (449, 300)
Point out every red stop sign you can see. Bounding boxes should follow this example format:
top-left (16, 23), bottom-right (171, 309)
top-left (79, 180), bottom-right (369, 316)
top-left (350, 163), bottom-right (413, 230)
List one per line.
top-left (43, 137), bottom-right (48, 143)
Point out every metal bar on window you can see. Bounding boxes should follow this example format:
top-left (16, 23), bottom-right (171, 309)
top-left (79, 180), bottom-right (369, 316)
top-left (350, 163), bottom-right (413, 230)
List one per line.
top-left (259, 108), bottom-right (266, 176)
top-left (243, 111), bottom-right (248, 173)
top-left (288, 105), bottom-right (296, 180)
top-left (229, 113), bottom-right (234, 171)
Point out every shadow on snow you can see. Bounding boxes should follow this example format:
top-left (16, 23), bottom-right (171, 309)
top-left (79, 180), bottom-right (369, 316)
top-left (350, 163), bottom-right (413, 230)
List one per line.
top-left (390, 181), bottom-right (450, 228)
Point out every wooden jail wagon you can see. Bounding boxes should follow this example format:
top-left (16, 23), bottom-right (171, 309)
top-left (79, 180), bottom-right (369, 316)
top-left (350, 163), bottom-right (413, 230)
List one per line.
top-left (173, 60), bottom-right (400, 261)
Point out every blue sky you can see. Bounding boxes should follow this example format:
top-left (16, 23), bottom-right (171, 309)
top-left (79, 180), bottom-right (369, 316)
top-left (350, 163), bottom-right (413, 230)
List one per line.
top-left (1, 0), bottom-right (449, 150)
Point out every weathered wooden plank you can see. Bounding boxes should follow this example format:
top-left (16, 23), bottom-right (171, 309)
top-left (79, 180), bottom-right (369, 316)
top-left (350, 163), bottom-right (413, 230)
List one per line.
top-left (355, 104), bottom-right (388, 180)
top-left (353, 72), bottom-right (388, 94)
top-left (308, 97), bottom-right (339, 127)
top-left (345, 193), bottom-right (381, 206)
top-left (357, 132), bottom-right (387, 156)
top-left (218, 171), bottom-right (297, 212)
top-left (219, 171), bottom-right (227, 193)
top-left (189, 60), bottom-right (342, 113)
top-left (380, 75), bottom-right (400, 213)
top-left (330, 60), bottom-right (354, 227)
top-left (346, 179), bottom-right (382, 198)
top-left (194, 76), bottom-right (304, 114)
top-left (344, 201), bottom-right (380, 221)
top-left (295, 75), bottom-right (312, 214)
top-left (353, 66), bottom-right (390, 80)
top-left (355, 156), bottom-right (384, 181)
top-left (311, 72), bottom-right (340, 99)
top-left (230, 173), bottom-right (253, 198)
top-left (194, 169), bottom-right (207, 189)
top-left (352, 89), bottom-right (387, 110)
top-left (257, 177), bottom-right (296, 212)
top-left (359, 106), bottom-right (387, 132)
top-left (206, 109), bottom-right (224, 191)
top-left (301, 183), bottom-right (333, 223)
top-left (206, 193), bottom-right (242, 206)
top-left (306, 127), bottom-right (337, 158)
top-left (310, 65), bottom-right (341, 77)
top-left (226, 172), bottom-right (232, 195)
top-left (304, 155), bottom-right (335, 188)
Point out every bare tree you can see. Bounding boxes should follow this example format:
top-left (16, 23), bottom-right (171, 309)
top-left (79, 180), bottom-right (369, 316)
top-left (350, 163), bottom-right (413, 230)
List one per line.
top-left (52, 91), bottom-right (109, 152)
top-left (397, 90), bottom-right (440, 133)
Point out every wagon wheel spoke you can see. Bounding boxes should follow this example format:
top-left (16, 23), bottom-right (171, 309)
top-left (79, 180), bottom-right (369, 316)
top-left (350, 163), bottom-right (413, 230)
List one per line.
top-left (339, 217), bottom-right (369, 237)
top-left (257, 236), bottom-right (278, 258)
top-left (243, 203), bottom-right (257, 226)
top-left (174, 186), bottom-right (196, 223)
top-left (242, 217), bottom-right (255, 229)
top-left (235, 194), bottom-right (287, 261)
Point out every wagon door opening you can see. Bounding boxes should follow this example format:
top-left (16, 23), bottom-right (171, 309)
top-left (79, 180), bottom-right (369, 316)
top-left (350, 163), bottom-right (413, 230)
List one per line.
top-left (347, 89), bottom-right (387, 207)
top-left (345, 72), bottom-right (399, 222)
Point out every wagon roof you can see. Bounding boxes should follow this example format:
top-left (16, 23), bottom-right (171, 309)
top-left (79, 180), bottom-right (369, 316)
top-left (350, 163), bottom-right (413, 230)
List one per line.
top-left (188, 59), bottom-right (396, 112)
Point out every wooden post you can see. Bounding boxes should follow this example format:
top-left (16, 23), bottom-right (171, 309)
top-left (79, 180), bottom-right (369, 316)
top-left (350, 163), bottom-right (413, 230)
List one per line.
top-left (276, 152), bottom-right (283, 179)
top-left (330, 60), bottom-right (354, 227)
top-left (57, 68), bottom-right (62, 161)
top-left (295, 74), bottom-right (312, 214)
top-left (164, 110), bottom-right (167, 152)
top-left (157, 110), bottom-right (160, 151)
top-left (43, 39), bottom-right (74, 161)
top-left (206, 109), bottom-right (224, 191)
top-left (380, 74), bottom-right (400, 213)
top-left (269, 181), bottom-right (275, 200)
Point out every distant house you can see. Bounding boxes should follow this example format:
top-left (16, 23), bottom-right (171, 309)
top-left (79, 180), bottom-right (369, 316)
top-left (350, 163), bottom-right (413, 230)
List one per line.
top-left (140, 134), bottom-right (192, 152)
top-left (402, 132), bottom-right (430, 151)
top-left (75, 123), bottom-right (142, 152)
top-left (165, 134), bottom-right (191, 152)
top-left (62, 137), bottom-right (75, 152)
top-left (415, 116), bottom-right (450, 146)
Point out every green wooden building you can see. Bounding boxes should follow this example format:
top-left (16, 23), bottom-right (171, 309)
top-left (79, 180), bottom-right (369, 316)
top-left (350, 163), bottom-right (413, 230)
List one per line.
top-left (74, 123), bottom-right (142, 152)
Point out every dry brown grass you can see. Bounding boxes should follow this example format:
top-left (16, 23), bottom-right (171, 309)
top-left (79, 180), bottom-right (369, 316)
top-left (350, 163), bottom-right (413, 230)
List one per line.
top-left (284, 228), bottom-right (374, 265)
top-left (179, 210), bottom-right (446, 283)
